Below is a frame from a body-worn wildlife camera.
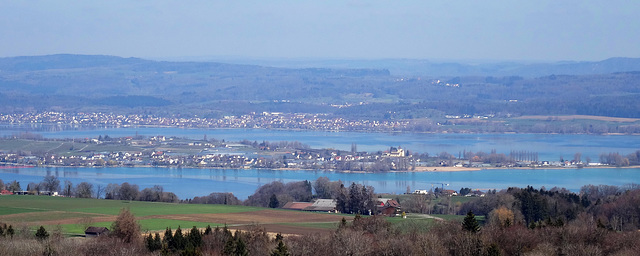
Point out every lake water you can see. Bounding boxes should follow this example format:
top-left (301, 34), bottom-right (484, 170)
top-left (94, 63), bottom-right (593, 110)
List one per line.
top-left (1, 166), bottom-right (639, 199)
top-left (1, 125), bottom-right (638, 161)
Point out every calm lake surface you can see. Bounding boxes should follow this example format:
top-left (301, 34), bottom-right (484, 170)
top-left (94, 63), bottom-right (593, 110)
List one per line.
top-left (1, 167), bottom-right (639, 199)
top-left (1, 126), bottom-right (639, 199)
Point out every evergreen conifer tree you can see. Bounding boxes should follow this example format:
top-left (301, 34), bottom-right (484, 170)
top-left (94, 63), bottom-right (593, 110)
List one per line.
top-left (173, 226), bottom-right (186, 251)
top-left (145, 234), bottom-right (156, 252)
top-left (338, 217), bottom-right (348, 229)
top-left (462, 210), bottom-right (481, 233)
top-left (153, 233), bottom-right (162, 251)
top-left (163, 227), bottom-right (173, 249)
top-left (188, 226), bottom-right (203, 249)
top-left (35, 226), bottom-right (49, 240)
top-left (235, 237), bottom-right (248, 256)
top-left (7, 225), bottom-right (14, 238)
top-left (223, 237), bottom-right (236, 255)
top-left (272, 240), bottom-right (290, 256)
top-left (269, 194), bottom-right (279, 208)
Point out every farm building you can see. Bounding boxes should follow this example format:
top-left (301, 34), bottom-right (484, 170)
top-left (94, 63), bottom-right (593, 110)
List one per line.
top-left (281, 199), bottom-right (337, 213)
top-left (85, 227), bottom-right (109, 237)
top-left (304, 199), bottom-right (337, 212)
top-left (377, 198), bottom-right (401, 216)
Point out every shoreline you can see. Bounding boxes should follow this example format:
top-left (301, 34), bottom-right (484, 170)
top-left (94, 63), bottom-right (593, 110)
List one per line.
top-left (4, 163), bottom-right (639, 172)
top-left (3, 123), bottom-right (640, 136)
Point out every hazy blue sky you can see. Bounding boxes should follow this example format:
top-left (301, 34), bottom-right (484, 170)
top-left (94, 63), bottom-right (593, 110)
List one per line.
top-left (1, 0), bottom-right (638, 61)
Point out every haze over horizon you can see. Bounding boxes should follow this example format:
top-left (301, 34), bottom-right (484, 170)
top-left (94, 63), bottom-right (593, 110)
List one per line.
top-left (2, 1), bottom-right (639, 62)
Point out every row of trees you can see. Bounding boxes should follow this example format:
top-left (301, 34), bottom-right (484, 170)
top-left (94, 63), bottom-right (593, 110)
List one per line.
top-left (599, 151), bottom-right (640, 166)
top-left (0, 177), bottom-right (179, 203)
top-left (187, 192), bottom-right (242, 205)
top-left (0, 176), bottom-right (94, 198)
top-left (104, 182), bottom-right (179, 203)
top-left (240, 139), bottom-right (310, 151)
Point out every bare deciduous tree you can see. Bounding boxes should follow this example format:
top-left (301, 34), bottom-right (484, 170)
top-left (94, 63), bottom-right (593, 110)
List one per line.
top-left (42, 175), bottom-right (60, 192)
top-left (76, 182), bottom-right (93, 198)
top-left (95, 184), bottom-right (104, 199)
top-left (62, 180), bottom-right (73, 197)
top-left (110, 208), bottom-right (140, 243)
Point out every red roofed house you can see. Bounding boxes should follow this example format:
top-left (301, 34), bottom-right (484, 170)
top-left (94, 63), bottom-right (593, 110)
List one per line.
top-left (442, 190), bottom-right (458, 196)
top-left (377, 198), bottom-right (401, 216)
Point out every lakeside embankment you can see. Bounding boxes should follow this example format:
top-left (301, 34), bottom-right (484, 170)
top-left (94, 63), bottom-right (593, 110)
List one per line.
top-left (8, 163), bottom-right (639, 173)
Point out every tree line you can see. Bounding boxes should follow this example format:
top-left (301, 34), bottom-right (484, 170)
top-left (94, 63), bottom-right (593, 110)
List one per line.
top-left (0, 176), bottom-right (178, 203)
top-left (599, 150), bottom-right (640, 166)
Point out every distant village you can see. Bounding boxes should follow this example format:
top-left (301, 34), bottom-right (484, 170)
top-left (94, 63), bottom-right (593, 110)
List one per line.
top-left (0, 111), bottom-right (415, 132)
top-left (0, 133), bottom-right (629, 172)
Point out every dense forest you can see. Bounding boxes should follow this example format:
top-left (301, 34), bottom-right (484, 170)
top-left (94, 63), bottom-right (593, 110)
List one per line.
top-left (1, 55), bottom-right (640, 120)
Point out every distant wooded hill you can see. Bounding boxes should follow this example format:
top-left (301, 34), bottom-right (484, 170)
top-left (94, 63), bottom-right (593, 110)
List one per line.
top-left (198, 56), bottom-right (640, 77)
top-left (0, 54), bottom-right (639, 119)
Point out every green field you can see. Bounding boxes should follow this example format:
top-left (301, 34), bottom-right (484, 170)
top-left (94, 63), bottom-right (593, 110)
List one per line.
top-left (0, 196), bottom-right (362, 236)
top-left (0, 195), bottom-right (262, 235)
top-left (0, 206), bottom-right (45, 216)
top-left (0, 196), bottom-right (470, 236)
top-left (0, 196), bottom-right (262, 215)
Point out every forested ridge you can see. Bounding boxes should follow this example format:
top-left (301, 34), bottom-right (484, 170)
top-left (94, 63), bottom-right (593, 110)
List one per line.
top-left (1, 54), bottom-right (639, 120)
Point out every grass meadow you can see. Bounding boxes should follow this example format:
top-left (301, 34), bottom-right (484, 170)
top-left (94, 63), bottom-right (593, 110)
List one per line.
top-left (0, 195), bottom-right (261, 235)
top-left (0, 195), bottom-right (468, 236)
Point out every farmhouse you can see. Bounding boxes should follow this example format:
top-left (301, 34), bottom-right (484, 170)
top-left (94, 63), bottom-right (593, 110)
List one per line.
top-left (85, 227), bottom-right (109, 237)
top-left (442, 189), bottom-right (458, 196)
top-left (377, 198), bottom-right (401, 216)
